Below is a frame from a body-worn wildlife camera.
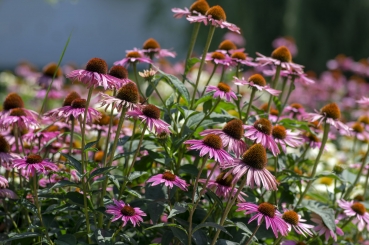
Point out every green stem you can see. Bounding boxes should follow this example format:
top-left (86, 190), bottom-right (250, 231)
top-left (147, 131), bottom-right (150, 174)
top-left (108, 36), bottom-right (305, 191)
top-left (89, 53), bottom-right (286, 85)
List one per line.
top-left (118, 124), bottom-right (147, 199)
top-left (344, 141), bottom-right (369, 199)
top-left (133, 63), bottom-right (143, 97)
top-left (220, 66), bottom-right (226, 82)
top-left (341, 216), bottom-right (354, 229)
top-left (244, 220), bottom-right (262, 245)
top-left (278, 77), bottom-right (295, 120)
top-left (190, 26), bottom-right (216, 109)
top-left (273, 236), bottom-right (283, 245)
top-left (278, 77), bottom-right (288, 101)
top-left (33, 174), bottom-right (54, 245)
top-left (68, 118), bottom-right (75, 155)
top-left (243, 88), bottom-right (256, 123)
top-left (295, 121), bottom-right (330, 208)
top-left (183, 23), bottom-right (201, 81)
top-left (266, 65), bottom-right (282, 118)
top-left (200, 64), bottom-right (218, 97)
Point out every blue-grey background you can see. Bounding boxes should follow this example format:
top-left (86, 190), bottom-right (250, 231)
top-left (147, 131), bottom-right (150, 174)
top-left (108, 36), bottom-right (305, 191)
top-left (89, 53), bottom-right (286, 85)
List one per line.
top-left (1, 0), bottom-right (369, 72)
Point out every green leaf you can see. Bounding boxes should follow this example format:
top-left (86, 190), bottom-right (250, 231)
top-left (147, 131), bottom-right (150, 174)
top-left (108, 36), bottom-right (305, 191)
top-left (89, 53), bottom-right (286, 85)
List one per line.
top-left (146, 76), bottom-right (161, 97)
top-left (171, 227), bottom-right (188, 245)
top-left (125, 188), bottom-right (142, 198)
top-left (2, 232), bottom-right (41, 243)
top-left (203, 99), bottom-right (212, 114)
top-left (107, 174), bottom-right (120, 188)
top-left (60, 153), bottom-right (82, 173)
top-left (194, 95), bottom-right (213, 107)
top-left (235, 222), bottom-right (252, 235)
top-left (19, 198), bottom-right (38, 214)
top-left (128, 171), bottom-right (147, 181)
top-left (272, 96), bottom-right (282, 112)
top-left (55, 234), bottom-right (77, 245)
top-left (216, 239), bottom-right (239, 245)
top-left (88, 166), bottom-right (117, 182)
top-left (205, 189), bottom-right (224, 212)
top-left (186, 57), bottom-right (201, 72)
top-left (193, 222), bottom-right (232, 237)
top-left (84, 140), bottom-right (98, 151)
top-left (193, 229), bottom-right (208, 245)
top-left (154, 65), bottom-right (190, 104)
top-left (50, 180), bottom-right (80, 190)
top-left (302, 200), bottom-right (336, 232)
top-left (166, 93), bottom-right (176, 108)
top-left (179, 164), bottom-right (199, 176)
top-left (168, 202), bottom-right (187, 218)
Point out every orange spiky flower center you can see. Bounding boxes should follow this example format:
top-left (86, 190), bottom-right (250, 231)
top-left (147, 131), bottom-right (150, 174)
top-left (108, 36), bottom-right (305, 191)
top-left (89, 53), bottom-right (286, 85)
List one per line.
top-left (0, 135), bottom-right (10, 153)
top-left (241, 144), bottom-right (267, 170)
top-left (43, 63), bottom-right (62, 78)
top-left (351, 202), bottom-right (366, 216)
top-left (63, 91), bottom-right (81, 107)
top-left (248, 74), bottom-right (266, 87)
top-left (223, 119), bottom-right (244, 140)
top-left (10, 108), bottom-right (26, 117)
top-left (352, 122), bottom-right (364, 133)
top-left (143, 38), bottom-right (160, 50)
top-left (116, 82), bottom-right (140, 104)
top-left (257, 203), bottom-right (276, 218)
top-left (203, 134), bottom-right (223, 150)
top-left (282, 210), bottom-right (299, 225)
top-left (211, 51), bottom-right (226, 60)
top-left (85, 58), bottom-right (108, 74)
top-left (109, 65), bottom-right (128, 79)
top-left (231, 52), bottom-right (247, 60)
top-left (215, 171), bottom-right (234, 187)
top-left (121, 205), bottom-right (135, 216)
top-left (26, 154), bottom-right (43, 164)
top-left (189, 0), bottom-right (210, 15)
top-left (253, 118), bottom-right (272, 135)
top-left (3, 93), bottom-right (24, 110)
top-left (206, 5), bottom-right (226, 21)
top-left (217, 82), bottom-right (231, 92)
top-left (142, 104), bottom-right (161, 119)
top-left (71, 99), bottom-right (86, 109)
top-left (162, 171), bottom-right (176, 181)
top-left (271, 46), bottom-right (292, 63)
top-left (218, 40), bottom-right (237, 51)
top-left (321, 103), bottom-right (341, 120)
top-left (272, 125), bottom-right (287, 139)
top-left (126, 51), bottom-right (142, 58)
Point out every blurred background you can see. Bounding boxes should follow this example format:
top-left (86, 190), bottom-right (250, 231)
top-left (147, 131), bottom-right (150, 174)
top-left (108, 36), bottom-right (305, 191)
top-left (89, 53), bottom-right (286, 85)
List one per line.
top-left (1, 0), bottom-right (369, 73)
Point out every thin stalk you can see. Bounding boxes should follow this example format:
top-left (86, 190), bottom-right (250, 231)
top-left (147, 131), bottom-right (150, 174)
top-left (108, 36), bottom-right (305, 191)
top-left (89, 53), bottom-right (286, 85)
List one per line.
top-left (133, 63), bottom-right (143, 97)
top-left (344, 141), bottom-right (369, 199)
top-left (295, 122), bottom-right (330, 208)
top-left (183, 22), bottom-right (201, 82)
top-left (274, 156), bottom-right (278, 205)
top-left (341, 216), bottom-right (354, 229)
top-left (188, 156), bottom-right (209, 245)
top-left (273, 236), bottom-right (283, 245)
top-left (219, 66), bottom-right (226, 82)
top-left (124, 120), bottom-right (137, 170)
top-left (200, 64), bottom-right (218, 97)
top-left (101, 89), bottom-right (117, 166)
top-left (68, 118), bottom-right (75, 155)
top-left (243, 88), bottom-right (256, 123)
top-left (266, 65), bottom-right (282, 117)
top-left (278, 77), bottom-right (295, 120)
top-left (118, 124), bottom-right (147, 199)
top-left (33, 174), bottom-right (54, 245)
top-left (190, 26), bottom-right (216, 109)
top-left (244, 220), bottom-right (262, 245)
top-left (210, 175), bottom-right (248, 245)
top-left (277, 76), bottom-right (288, 101)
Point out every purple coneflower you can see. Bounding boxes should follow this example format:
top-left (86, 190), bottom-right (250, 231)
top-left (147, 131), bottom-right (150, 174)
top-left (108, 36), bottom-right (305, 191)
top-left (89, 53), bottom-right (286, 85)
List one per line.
top-left (108, 65), bottom-right (131, 86)
top-left (22, 126), bottom-right (60, 145)
top-left (205, 82), bottom-right (237, 102)
top-left (37, 62), bottom-right (63, 90)
top-left (0, 175), bottom-right (8, 188)
top-left (233, 74), bottom-right (281, 96)
top-left (272, 125), bottom-right (302, 153)
top-left (140, 38), bottom-right (176, 58)
top-left (126, 104), bottom-right (170, 135)
top-left (184, 134), bottom-right (233, 165)
top-left (146, 170), bottom-right (188, 191)
top-left (304, 103), bottom-right (352, 135)
top-left (172, 0), bottom-right (209, 19)
top-left (44, 98), bottom-right (101, 124)
top-left (200, 171), bottom-right (247, 202)
top-left (106, 199), bottom-right (146, 227)
top-left (255, 46), bottom-right (304, 73)
top-left (338, 199), bottom-right (369, 231)
top-left (301, 132), bottom-right (322, 149)
top-left (229, 51), bottom-right (257, 67)
top-left (217, 39), bottom-right (243, 55)
top-left (284, 103), bottom-right (307, 120)
top-left (310, 213), bottom-right (344, 242)
top-left (205, 51), bottom-right (232, 66)
top-left (281, 241), bottom-right (307, 245)
top-left (1, 93), bottom-right (39, 120)
top-left (200, 119), bottom-right (247, 157)
top-left (100, 82), bottom-right (140, 112)
top-left (187, 5), bottom-right (241, 33)
top-left (0, 108), bottom-right (39, 131)
top-left (281, 210), bottom-right (314, 237)
top-left (225, 144), bottom-right (278, 190)
top-left (114, 50), bottom-right (152, 67)
top-left (236, 202), bottom-right (289, 237)
top-left (12, 154), bottom-right (58, 177)
top-left (244, 118), bottom-right (280, 156)
top-left (0, 134), bottom-right (20, 167)
top-left (357, 96), bottom-right (369, 105)
top-left (67, 58), bottom-right (122, 90)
